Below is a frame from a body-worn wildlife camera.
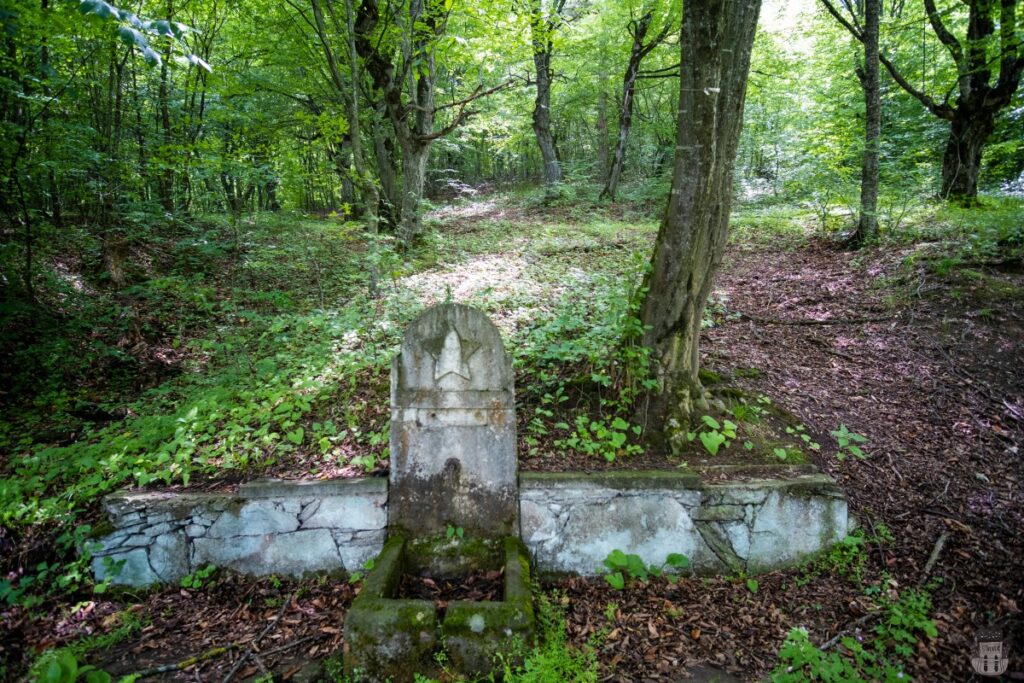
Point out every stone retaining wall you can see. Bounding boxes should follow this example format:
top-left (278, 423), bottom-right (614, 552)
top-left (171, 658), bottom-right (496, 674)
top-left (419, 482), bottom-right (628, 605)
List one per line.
top-left (91, 471), bottom-right (848, 586)
top-left (92, 478), bottom-right (388, 586)
top-left (519, 471), bottom-right (848, 575)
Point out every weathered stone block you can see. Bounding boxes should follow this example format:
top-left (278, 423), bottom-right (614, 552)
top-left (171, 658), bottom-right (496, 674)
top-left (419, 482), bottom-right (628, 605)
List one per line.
top-left (389, 304), bottom-right (518, 538)
top-left (193, 529), bottom-right (341, 576)
top-left (746, 480), bottom-right (848, 572)
top-left (150, 532), bottom-right (189, 582)
top-left (205, 500), bottom-right (300, 538)
top-left (533, 493), bottom-right (700, 575)
top-left (299, 495), bottom-right (386, 531)
top-left (92, 547), bottom-right (158, 586)
top-left (334, 529), bottom-right (386, 572)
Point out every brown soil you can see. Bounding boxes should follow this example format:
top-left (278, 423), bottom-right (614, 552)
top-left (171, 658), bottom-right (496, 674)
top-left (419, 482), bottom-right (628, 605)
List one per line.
top-left (397, 569), bottom-right (504, 604)
top-left (552, 237), bottom-right (1024, 680)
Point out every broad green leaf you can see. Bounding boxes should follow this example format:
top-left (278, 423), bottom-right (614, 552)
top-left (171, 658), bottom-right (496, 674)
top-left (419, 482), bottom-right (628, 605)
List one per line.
top-left (699, 431), bottom-right (726, 455)
top-left (604, 572), bottom-right (625, 589)
top-left (665, 553), bottom-right (690, 568)
top-left (701, 415), bottom-right (721, 430)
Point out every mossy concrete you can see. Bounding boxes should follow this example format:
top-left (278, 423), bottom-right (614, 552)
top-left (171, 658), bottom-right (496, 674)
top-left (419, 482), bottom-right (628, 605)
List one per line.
top-left (343, 535), bottom-right (535, 682)
top-left (442, 537), bottom-right (535, 676)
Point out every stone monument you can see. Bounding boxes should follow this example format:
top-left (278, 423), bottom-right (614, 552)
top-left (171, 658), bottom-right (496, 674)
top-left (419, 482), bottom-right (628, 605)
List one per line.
top-left (344, 304), bottom-right (534, 681)
top-left (388, 303), bottom-right (518, 539)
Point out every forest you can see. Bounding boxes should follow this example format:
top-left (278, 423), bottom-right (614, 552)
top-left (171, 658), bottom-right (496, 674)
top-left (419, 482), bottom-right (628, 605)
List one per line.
top-left (1, 0), bottom-right (1022, 680)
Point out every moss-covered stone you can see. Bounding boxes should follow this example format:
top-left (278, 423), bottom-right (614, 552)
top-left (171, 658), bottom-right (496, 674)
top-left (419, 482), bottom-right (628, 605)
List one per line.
top-left (344, 535), bottom-right (535, 682)
top-left (442, 538), bottom-right (535, 675)
top-left (404, 535), bottom-right (501, 577)
top-left (344, 537), bottom-right (439, 682)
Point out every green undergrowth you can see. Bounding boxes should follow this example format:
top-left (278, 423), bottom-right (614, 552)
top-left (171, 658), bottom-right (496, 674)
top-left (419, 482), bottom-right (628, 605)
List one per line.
top-left (771, 585), bottom-right (938, 682)
top-left (24, 609), bottom-right (144, 683)
top-left (3, 189), bottom-right (1018, 611)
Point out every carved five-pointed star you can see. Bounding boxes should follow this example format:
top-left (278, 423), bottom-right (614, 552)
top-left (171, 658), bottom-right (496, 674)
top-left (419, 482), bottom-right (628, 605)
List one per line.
top-left (426, 325), bottom-right (480, 381)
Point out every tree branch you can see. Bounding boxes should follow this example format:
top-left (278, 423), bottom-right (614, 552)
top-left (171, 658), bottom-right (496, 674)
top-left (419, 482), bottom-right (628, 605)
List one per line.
top-left (923, 0), bottom-right (966, 70)
top-left (820, 0), bottom-right (955, 120)
top-left (411, 79), bottom-right (514, 114)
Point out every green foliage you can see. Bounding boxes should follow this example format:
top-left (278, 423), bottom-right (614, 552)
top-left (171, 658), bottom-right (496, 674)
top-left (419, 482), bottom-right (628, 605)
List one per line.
top-left (347, 557), bottom-right (375, 585)
top-left (602, 549), bottom-right (690, 589)
top-left (831, 424), bottom-right (868, 460)
top-left (517, 250), bottom-right (656, 463)
top-left (179, 564), bottom-right (217, 590)
top-left (686, 415), bottom-right (738, 456)
top-left (496, 593), bottom-right (599, 683)
top-left (28, 610), bottom-right (141, 683)
top-left (558, 414), bottom-right (642, 463)
top-left (771, 588), bottom-right (937, 682)
top-left (445, 523), bottom-right (465, 541)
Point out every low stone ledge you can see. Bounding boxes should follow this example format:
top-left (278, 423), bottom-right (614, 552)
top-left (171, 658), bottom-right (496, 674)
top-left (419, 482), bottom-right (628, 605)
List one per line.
top-left (92, 477), bottom-right (388, 586)
top-left (520, 470), bottom-right (702, 490)
top-left (90, 470), bottom-right (848, 586)
top-left (239, 476), bottom-right (387, 499)
top-left (519, 470), bottom-right (848, 577)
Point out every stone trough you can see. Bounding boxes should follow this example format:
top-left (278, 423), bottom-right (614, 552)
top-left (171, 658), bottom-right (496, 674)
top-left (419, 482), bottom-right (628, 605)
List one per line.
top-left (343, 535), bottom-right (534, 680)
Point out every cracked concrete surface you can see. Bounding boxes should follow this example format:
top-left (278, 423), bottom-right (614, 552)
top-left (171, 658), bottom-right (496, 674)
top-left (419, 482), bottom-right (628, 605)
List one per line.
top-left (90, 471), bottom-right (847, 586)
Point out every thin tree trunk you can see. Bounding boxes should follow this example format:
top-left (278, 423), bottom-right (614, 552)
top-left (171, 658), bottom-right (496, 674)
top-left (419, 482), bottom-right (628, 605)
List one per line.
top-left (157, 0), bottom-right (174, 213)
top-left (601, 11), bottom-right (669, 201)
top-left (345, 0), bottom-right (381, 296)
top-left (638, 0), bottom-right (761, 451)
top-left (531, 0), bottom-right (563, 189)
top-left (595, 90), bottom-right (609, 179)
top-left (850, 0), bottom-right (881, 246)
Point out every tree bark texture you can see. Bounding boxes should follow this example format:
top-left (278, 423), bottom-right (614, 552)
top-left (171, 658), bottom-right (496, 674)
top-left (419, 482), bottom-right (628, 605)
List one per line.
top-left (852, 0), bottom-right (880, 245)
top-left (600, 11), bottom-right (669, 201)
top-left (638, 0), bottom-right (761, 451)
top-left (595, 90), bottom-right (609, 179)
top-left (531, 0), bottom-right (564, 189)
top-left (355, 0), bottom-right (438, 245)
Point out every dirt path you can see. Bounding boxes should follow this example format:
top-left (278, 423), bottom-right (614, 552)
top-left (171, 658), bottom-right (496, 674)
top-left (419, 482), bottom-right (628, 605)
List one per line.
top-left (556, 238), bottom-right (1023, 681)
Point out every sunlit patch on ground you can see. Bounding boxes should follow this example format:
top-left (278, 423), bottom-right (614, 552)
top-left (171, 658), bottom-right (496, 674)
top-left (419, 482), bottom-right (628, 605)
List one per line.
top-left (398, 252), bottom-right (577, 336)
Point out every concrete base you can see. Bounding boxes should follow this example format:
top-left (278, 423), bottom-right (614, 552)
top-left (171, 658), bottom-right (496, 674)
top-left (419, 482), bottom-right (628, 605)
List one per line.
top-left (89, 468), bottom-right (848, 586)
top-left (343, 535), bottom-right (534, 682)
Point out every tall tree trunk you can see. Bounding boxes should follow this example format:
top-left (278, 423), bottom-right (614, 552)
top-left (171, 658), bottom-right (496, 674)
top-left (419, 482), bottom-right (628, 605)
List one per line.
top-left (530, 0), bottom-right (564, 189)
top-left (532, 49), bottom-right (561, 187)
top-left (601, 11), bottom-right (666, 201)
top-left (157, 0), bottom-right (174, 213)
top-left (638, 0), bottom-right (761, 451)
top-left (851, 0), bottom-right (881, 245)
top-left (345, 0), bottom-right (381, 295)
top-left (398, 142), bottom-right (429, 244)
top-left (373, 116), bottom-right (400, 228)
top-left (941, 109), bottom-right (995, 200)
top-left (595, 90), bottom-right (609, 179)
